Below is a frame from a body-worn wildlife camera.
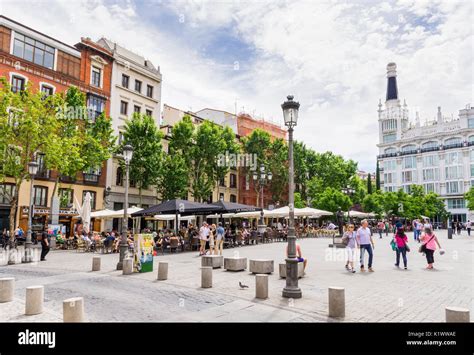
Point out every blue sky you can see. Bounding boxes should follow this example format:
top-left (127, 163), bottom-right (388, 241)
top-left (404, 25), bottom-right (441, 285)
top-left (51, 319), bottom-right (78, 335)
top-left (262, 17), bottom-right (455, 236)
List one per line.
top-left (1, 0), bottom-right (472, 172)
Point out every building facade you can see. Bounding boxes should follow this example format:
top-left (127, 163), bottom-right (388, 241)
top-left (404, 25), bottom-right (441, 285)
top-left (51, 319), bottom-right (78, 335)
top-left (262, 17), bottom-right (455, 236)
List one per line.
top-left (0, 16), bottom-right (113, 235)
top-left (377, 62), bottom-right (474, 222)
top-left (97, 38), bottom-right (162, 231)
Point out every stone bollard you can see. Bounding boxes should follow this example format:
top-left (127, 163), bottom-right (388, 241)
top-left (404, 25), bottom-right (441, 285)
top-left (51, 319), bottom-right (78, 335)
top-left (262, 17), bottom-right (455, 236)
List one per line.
top-left (445, 306), bottom-right (470, 323)
top-left (157, 262), bottom-right (168, 280)
top-left (92, 256), bottom-right (101, 272)
top-left (25, 285), bottom-right (44, 315)
top-left (328, 287), bottom-right (345, 318)
top-left (201, 267), bottom-right (212, 288)
top-left (63, 297), bottom-right (84, 322)
top-left (0, 277), bottom-right (15, 303)
top-left (123, 258), bottom-right (133, 275)
top-left (255, 274), bottom-right (268, 299)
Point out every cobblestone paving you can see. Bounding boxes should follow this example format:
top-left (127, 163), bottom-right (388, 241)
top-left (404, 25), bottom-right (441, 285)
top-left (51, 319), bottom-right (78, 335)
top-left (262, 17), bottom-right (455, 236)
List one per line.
top-left (0, 230), bottom-right (472, 322)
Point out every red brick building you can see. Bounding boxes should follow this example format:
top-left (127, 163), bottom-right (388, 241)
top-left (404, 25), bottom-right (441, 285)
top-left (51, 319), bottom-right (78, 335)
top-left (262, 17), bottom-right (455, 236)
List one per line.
top-left (0, 15), bottom-right (113, 235)
top-left (237, 113), bottom-right (288, 208)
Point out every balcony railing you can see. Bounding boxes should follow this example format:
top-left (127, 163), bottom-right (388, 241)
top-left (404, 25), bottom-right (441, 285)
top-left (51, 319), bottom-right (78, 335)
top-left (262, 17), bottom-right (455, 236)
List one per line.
top-left (420, 146), bottom-right (439, 153)
top-left (35, 169), bottom-right (50, 179)
top-left (444, 142), bottom-right (464, 150)
top-left (60, 175), bottom-right (76, 183)
top-left (83, 173), bottom-right (100, 184)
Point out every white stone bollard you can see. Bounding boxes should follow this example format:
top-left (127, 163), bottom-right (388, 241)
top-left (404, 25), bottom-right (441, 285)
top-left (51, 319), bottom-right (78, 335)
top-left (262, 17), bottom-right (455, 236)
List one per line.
top-left (445, 306), bottom-right (470, 322)
top-left (328, 287), bottom-right (345, 318)
top-left (157, 262), bottom-right (168, 280)
top-left (123, 258), bottom-right (133, 275)
top-left (63, 297), bottom-right (84, 322)
top-left (92, 256), bottom-right (101, 271)
top-left (255, 274), bottom-right (268, 299)
top-left (0, 277), bottom-right (14, 303)
top-left (25, 285), bottom-right (44, 315)
top-left (201, 267), bottom-right (212, 288)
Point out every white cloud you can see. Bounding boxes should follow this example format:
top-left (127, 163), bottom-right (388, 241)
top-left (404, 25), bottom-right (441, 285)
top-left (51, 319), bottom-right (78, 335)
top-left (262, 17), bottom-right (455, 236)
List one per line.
top-left (1, 0), bottom-right (472, 172)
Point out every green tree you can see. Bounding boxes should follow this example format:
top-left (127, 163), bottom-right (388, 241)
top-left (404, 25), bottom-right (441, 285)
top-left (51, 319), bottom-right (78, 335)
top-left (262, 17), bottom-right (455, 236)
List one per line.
top-left (375, 161), bottom-right (381, 191)
top-left (312, 187), bottom-right (352, 213)
top-left (120, 113), bottom-right (163, 206)
top-left (0, 78), bottom-right (58, 236)
top-left (307, 151), bottom-right (357, 192)
top-left (465, 187), bottom-right (474, 211)
top-left (268, 138), bottom-right (288, 204)
top-left (362, 192), bottom-right (383, 216)
top-left (294, 192), bottom-right (305, 208)
top-left (157, 154), bottom-right (188, 200)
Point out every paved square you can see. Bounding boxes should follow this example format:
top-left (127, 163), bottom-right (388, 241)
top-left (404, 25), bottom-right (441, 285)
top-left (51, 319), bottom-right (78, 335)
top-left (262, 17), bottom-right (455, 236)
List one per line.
top-left (0, 230), bottom-right (472, 322)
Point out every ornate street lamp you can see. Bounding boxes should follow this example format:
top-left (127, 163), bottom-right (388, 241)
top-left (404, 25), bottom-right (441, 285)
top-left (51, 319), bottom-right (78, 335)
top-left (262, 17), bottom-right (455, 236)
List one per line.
top-left (281, 95), bottom-right (302, 299)
top-left (22, 160), bottom-right (39, 263)
top-left (117, 144), bottom-right (133, 270)
top-left (341, 186), bottom-right (355, 223)
top-left (253, 164), bottom-right (272, 234)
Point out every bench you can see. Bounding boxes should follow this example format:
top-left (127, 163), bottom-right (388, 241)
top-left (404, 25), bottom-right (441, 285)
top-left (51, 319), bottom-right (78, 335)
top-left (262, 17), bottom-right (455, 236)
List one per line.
top-left (201, 255), bottom-right (223, 268)
top-left (224, 257), bottom-right (247, 271)
top-left (249, 259), bottom-right (274, 274)
top-left (279, 262), bottom-right (304, 278)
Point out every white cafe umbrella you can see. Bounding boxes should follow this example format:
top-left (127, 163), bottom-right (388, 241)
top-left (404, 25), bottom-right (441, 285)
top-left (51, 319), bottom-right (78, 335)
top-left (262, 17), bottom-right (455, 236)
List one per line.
top-left (233, 210), bottom-right (271, 218)
top-left (81, 192), bottom-right (92, 233)
top-left (89, 206), bottom-right (143, 219)
top-left (153, 214), bottom-right (196, 221)
top-left (206, 213), bottom-right (235, 219)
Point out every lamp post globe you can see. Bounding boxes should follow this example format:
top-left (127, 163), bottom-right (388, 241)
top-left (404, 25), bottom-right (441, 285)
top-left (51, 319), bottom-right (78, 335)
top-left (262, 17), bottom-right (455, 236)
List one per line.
top-left (282, 95), bottom-right (302, 299)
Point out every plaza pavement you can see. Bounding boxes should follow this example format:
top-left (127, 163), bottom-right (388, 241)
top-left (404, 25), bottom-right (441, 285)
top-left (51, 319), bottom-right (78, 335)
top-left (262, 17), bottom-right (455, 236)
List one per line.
top-left (0, 230), bottom-right (472, 322)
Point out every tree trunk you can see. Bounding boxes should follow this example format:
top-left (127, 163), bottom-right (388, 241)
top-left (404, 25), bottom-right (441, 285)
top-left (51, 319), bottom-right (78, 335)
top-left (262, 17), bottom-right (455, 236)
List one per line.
top-left (9, 195), bottom-right (17, 241)
top-left (138, 186), bottom-right (142, 207)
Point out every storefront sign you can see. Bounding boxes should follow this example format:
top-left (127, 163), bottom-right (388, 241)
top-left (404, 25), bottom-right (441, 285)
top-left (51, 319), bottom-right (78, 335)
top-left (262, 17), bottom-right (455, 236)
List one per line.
top-left (33, 208), bottom-right (78, 215)
top-left (133, 234), bottom-right (154, 273)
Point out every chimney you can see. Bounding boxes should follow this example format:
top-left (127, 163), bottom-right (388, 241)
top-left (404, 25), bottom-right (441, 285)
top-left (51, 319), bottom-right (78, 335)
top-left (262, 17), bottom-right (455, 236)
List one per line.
top-left (386, 62), bottom-right (398, 101)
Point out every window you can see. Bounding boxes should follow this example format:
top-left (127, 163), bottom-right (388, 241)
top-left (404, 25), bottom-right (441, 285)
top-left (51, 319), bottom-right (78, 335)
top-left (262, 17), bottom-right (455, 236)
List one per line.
top-left (422, 141), bottom-right (438, 149)
top-left (401, 144), bottom-right (417, 152)
top-left (422, 168), bottom-right (439, 181)
top-left (219, 177), bottom-right (225, 187)
top-left (382, 119), bottom-right (397, 132)
top-left (403, 185), bottom-right (413, 193)
top-left (245, 175), bottom-right (250, 190)
top-left (13, 33), bottom-right (54, 69)
top-left (402, 171), bottom-right (416, 183)
top-left (385, 186), bottom-right (396, 192)
top-left (58, 188), bottom-right (73, 208)
top-left (230, 173), bottom-right (237, 188)
top-left (83, 166), bottom-right (101, 183)
top-left (120, 101), bottom-right (128, 115)
top-left (11, 76), bottom-right (25, 93)
top-left (135, 80), bottom-right (142, 93)
top-left (445, 152), bottom-right (460, 165)
top-left (130, 178), bottom-right (136, 188)
top-left (447, 199), bottom-right (465, 209)
top-left (424, 183), bottom-right (436, 193)
top-left (146, 85), bottom-right (153, 98)
top-left (469, 119), bottom-right (474, 129)
top-left (383, 133), bottom-right (396, 143)
top-left (0, 184), bottom-right (16, 204)
top-left (122, 74), bottom-right (129, 88)
top-left (134, 105), bottom-right (141, 114)
top-left (114, 202), bottom-right (123, 210)
top-left (116, 167), bottom-right (123, 186)
top-left (87, 94), bottom-right (106, 121)
top-left (91, 66), bottom-right (101, 87)
top-left (402, 156), bottom-right (416, 169)
top-left (36, 153), bottom-right (49, 178)
top-left (446, 181), bottom-right (461, 194)
top-left (384, 172), bottom-right (396, 184)
top-left (444, 137), bottom-right (462, 146)
top-left (146, 109), bottom-right (152, 117)
top-left (40, 84), bottom-right (54, 97)
top-left (82, 191), bottom-right (97, 210)
top-left (384, 147), bottom-right (396, 154)
top-left (219, 193), bottom-right (224, 201)
top-left (230, 194), bottom-right (237, 203)
top-left (422, 155), bottom-right (439, 167)
top-left (445, 166), bottom-right (462, 180)
top-left (33, 186), bottom-right (48, 207)
top-left (383, 160), bottom-right (396, 171)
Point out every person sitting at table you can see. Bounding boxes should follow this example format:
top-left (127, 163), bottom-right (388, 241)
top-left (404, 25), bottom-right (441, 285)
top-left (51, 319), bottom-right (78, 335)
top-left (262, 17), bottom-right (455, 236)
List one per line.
top-left (241, 227), bottom-right (250, 245)
top-left (169, 232), bottom-right (180, 252)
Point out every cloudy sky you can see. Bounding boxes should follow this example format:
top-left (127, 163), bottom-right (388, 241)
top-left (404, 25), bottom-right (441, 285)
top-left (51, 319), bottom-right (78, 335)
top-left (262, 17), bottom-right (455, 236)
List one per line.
top-left (1, 0), bottom-right (472, 171)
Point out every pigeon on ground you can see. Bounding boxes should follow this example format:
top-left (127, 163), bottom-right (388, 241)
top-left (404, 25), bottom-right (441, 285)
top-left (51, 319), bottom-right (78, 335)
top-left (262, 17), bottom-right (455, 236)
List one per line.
top-left (239, 281), bottom-right (249, 289)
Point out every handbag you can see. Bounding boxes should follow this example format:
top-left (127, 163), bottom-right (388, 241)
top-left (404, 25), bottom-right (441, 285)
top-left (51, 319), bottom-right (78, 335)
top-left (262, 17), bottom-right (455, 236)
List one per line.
top-left (418, 235), bottom-right (435, 253)
top-left (390, 239), bottom-right (397, 251)
top-left (341, 234), bottom-right (349, 246)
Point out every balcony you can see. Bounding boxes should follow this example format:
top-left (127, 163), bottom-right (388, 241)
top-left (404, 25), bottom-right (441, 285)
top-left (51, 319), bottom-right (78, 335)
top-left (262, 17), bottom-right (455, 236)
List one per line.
top-left (377, 152), bottom-right (397, 159)
top-left (420, 146), bottom-right (440, 153)
top-left (444, 142), bottom-right (464, 150)
top-left (35, 169), bottom-right (50, 179)
top-left (399, 149), bottom-right (418, 156)
top-left (60, 174), bottom-right (76, 183)
top-left (83, 173), bottom-right (100, 184)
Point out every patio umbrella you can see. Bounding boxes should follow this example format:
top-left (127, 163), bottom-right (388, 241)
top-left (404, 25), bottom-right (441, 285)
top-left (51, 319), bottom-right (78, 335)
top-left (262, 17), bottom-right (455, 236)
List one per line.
top-left (210, 200), bottom-right (261, 213)
top-left (81, 192), bottom-right (92, 234)
top-left (90, 206), bottom-right (143, 219)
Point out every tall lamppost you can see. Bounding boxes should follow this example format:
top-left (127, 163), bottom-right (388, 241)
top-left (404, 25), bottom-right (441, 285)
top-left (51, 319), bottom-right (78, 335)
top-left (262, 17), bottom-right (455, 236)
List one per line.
top-left (21, 160), bottom-right (39, 263)
top-left (116, 144), bottom-right (133, 270)
top-left (281, 95), bottom-right (302, 299)
top-left (253, 164), bottom-right (272, 234)
top-left (341, 185), bottom-right (355, 223)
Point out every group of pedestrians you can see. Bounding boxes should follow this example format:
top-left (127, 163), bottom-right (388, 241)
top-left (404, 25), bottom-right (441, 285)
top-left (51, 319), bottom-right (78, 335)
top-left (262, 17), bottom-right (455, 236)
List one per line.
top-left (198, 222), bottom-right (225, 256)
top-left (343, 218), bottom-right (444, 273)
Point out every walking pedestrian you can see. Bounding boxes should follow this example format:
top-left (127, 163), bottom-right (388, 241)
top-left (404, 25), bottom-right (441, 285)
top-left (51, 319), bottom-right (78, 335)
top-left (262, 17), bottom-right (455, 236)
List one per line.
top-left (198, 222), bottom-right (209, 256)
top-left (419, 227), bottom-right (442, 270)
top-left (466, 220), bottom-right (472, 236)
top-left (40, 231), bottom-right (50, 261)
top-left (385, 221), bottom-right (389, 236)
top-left (215, 222), bottom-right (225, 255)
top-left (356, 219), bottom-right (375, 272)
top-left (208, 224), bottom-right (216, 255)
top-left (377, 220), bottom-right (385, 239)
top-left (415, 219), bottom-right (423, 242)
top-left (343, 224), bottom-right (357, 273)
top-left (456, 221), bottom-right (462, 235)
top-left (393, 227), bottom-right (409, 269)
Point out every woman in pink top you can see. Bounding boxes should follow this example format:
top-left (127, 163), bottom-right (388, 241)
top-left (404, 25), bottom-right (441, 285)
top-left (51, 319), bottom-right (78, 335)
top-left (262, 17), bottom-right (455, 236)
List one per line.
top-left (393, 228), bottom-right (409, 269)
top-left (419, 227), bottom-right (442, 269)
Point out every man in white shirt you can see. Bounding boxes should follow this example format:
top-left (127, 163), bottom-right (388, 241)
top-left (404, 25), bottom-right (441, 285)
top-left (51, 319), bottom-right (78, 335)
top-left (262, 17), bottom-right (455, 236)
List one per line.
top-left (356, 219), bottom-right (375, 272)
top-left (199, 222), bottom-right (209, 256)
top-left (466, 220), bottom-right (472, 236)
